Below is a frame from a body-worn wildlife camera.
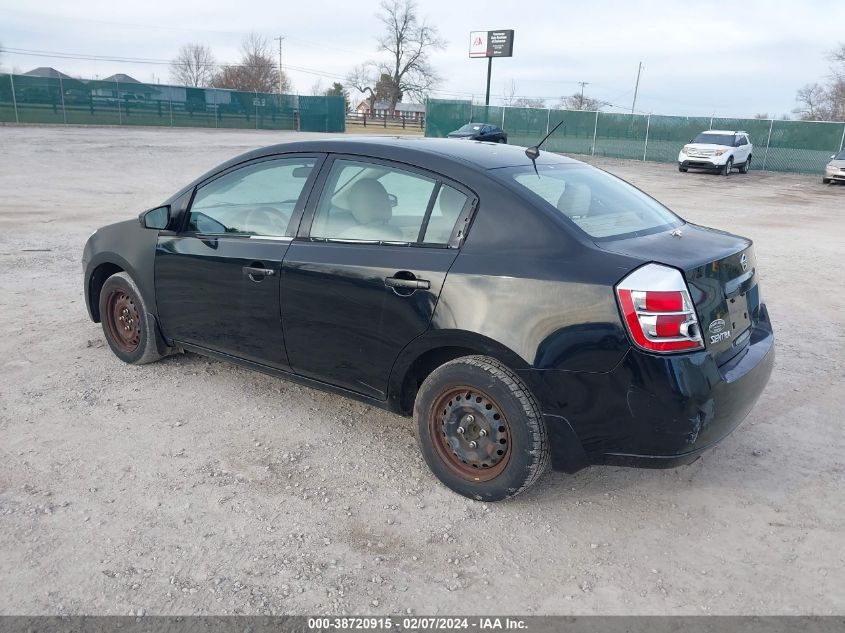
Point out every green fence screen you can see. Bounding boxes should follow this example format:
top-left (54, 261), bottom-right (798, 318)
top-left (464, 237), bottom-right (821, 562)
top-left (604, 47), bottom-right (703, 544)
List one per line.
top-left (425, 98), bottom-right (845, 174)
top-left (0, 74), bottom-right (345, 133)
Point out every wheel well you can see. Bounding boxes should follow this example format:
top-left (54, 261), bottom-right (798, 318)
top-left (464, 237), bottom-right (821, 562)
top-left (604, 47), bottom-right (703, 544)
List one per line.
top-left (88, 263), bottom-right (124, 322)
top-left (397, 346), bottom-right (483, 415)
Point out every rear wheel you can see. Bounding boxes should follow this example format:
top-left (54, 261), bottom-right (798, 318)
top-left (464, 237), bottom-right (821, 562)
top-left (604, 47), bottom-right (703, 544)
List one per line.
top-left (99, 272), bottom-right (163, 365)
top-left (721, 157), bottom-right (733, 176)
top-left (739, 155), bottom-right (752, 174)
top-left (414, 356), bottom-right (549, 501)
top-left (498, 138), bottom-right (506, 144)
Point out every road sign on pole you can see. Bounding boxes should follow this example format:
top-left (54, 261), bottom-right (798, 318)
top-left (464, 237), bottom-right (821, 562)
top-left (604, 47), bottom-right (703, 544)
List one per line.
top-left (469, 29), bottom-right (514, 106)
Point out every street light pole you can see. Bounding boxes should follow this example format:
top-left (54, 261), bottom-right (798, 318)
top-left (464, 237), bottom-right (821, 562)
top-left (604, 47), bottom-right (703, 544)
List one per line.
top-left (274, 36), bottom-right (284, 94)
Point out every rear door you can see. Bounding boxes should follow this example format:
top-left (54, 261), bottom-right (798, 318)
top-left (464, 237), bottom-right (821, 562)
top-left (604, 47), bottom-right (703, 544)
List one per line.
top-left (155, 155), bottom-right (323, 370)
top-left (281, 156), bottom-right (475, 399)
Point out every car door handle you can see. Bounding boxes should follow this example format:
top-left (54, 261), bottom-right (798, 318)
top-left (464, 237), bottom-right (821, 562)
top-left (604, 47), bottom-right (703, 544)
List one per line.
top-left (385, 275), bottom-right (430, 290)
top-left (242, 265), bottom-right (276, 278)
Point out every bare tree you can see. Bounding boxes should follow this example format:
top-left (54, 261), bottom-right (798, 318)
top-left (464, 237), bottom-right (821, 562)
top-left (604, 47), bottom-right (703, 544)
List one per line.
top-left (310, 79), bottom-right (325, 96)
top-left (557, 92), bottom-right (604, 111)
top-left (372, 0), bottom-right (445, 110)
top-left (347, 64), bottom-right (378, 111)
top-left (512, 97), bottom-right (546, 109)
top-left (793, 43), bottom-right (845, 121)
top-left (794, 83), bottom-right (832, 120)
top-left (170, 44), bottom-right (216, 87)
top-left (213, 33), bottom-right (290, 93)
top-left (502, 79), bottom-right (517, 106)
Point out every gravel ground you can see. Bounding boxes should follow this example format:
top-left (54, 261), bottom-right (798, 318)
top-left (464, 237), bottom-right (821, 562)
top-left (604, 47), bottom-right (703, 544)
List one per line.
top-left (0, 125), bottom-right (843, 616)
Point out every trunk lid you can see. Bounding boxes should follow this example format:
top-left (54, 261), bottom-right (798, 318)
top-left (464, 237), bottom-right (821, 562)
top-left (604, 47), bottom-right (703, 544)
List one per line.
top-left (599, 224), bottom-right (760, 364)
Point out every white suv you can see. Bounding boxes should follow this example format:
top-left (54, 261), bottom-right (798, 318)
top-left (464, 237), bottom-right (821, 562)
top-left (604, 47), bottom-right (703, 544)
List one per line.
top-left (678, 130), bottom-right (753, 176)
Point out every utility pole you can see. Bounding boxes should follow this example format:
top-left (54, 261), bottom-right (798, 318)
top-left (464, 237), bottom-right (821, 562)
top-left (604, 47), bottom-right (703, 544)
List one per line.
top-left (577, 81), bottom-right (589, 108)
top-left (631, 61), bottom-right (643, 114)
top-left (274, 36), bottom-right (284, 94)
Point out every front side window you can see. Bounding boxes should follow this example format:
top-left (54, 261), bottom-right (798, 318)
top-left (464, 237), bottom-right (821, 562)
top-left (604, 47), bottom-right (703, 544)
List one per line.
top-left (311, 159), bottom-right (465, 245)
top-left (187, 157), bottom-right (316, 237)
top-left (501, 164), bottom-right (682, 240)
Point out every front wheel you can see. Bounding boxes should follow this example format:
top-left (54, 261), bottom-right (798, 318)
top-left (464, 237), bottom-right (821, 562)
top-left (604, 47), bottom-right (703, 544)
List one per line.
top-left (414, 356), bottom-right (549, 501)
top-left (721, 157), bottom-right (733, 176)
top-left (822, 177), bottom-right (831, 184)
top-left (739, 156), bottom-right (752, 174)
top-left (678, 164), bottom-right (688, 172)
top-left (99, 272), bottom-right (164, 365)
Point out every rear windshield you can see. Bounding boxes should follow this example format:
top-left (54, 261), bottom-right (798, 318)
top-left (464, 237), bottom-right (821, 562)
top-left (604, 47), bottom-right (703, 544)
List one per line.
top-left (500, 164), bottom-right (682, 240)
top-left (692, 133), bottom-right (735, 146)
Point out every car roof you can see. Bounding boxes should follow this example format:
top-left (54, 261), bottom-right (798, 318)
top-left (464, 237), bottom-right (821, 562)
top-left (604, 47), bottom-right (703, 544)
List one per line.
top-left (226, 136), bottom-right (580, 171)
top-left (704, 130), bottom-right (747, 135)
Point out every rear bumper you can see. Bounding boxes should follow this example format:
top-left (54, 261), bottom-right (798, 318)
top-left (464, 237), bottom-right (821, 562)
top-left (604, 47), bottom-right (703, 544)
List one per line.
top-left (531, 304), bottom-right (775, 472)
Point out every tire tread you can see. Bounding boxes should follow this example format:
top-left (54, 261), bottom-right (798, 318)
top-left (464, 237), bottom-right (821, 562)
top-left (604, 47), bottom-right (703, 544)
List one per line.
top-left (421, 355), bottom-right (549, 499)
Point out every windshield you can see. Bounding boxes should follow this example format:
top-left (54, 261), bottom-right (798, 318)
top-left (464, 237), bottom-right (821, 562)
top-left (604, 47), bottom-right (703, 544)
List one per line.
top-left (834, 150), bottom-right (845, 160)
top-left (692, 133), bottom-right (735, 146)
top-left (458, 123), bottom-right (484, 132)
top-left (501, 164), bottom-right (682, 240)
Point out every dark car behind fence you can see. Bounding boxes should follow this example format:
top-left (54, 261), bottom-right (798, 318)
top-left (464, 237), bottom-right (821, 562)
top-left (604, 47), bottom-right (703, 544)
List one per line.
top-left (0, 74), bottom-right (345, 133)
top-left (425, 98), bottom-right (845, 175)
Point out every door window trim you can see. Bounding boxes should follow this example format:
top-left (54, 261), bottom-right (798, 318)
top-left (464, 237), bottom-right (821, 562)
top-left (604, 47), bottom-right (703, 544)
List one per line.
top-left (178, 153), bottom-right (327, 239)
top-left (297, 153), bottom-right (478, 250)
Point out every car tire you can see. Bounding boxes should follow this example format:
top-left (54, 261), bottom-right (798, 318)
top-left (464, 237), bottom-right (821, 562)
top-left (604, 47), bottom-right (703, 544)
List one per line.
top-left (414, 355), bottom-right (549, 501)
top-left (678, 164), bottom-right (688, 172)
top-left (498, 138), bottom-right (506, 144)
top-left (822, 177), bottom-right (831, 184)
top-left (739, 156), bottom-right (752, 174)
top-left (99, 272), bottom-right (164, 365)
top-left (721, 157), bottom-right (733, 176)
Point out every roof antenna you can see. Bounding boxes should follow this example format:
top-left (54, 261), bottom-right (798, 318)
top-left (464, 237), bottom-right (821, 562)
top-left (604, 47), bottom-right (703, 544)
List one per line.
top-left (525, 121), bottom-right (565, 176)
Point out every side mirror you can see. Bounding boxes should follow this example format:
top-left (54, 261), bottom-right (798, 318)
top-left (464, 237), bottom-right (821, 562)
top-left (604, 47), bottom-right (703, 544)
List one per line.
top-left (832, 155), bottom-right (837, 159)
top-left (140, 205), bottom-right (170, 230)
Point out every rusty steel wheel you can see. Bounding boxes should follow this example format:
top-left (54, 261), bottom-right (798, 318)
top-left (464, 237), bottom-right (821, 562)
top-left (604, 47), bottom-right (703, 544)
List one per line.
top-left (415, 356), bottom-right (549, 501)
top-left (429, 386), bottom-right (512, 482)
top-left (104, 289), bottom-right (141, 353)
top-left (97, 272), bottom-right (164, 365)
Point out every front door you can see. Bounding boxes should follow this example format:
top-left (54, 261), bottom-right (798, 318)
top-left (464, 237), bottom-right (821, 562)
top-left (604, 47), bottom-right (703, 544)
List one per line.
top-left (281, 156), bottom-right (475, 399)
top-left (155, 154), bottom-right (323, 369)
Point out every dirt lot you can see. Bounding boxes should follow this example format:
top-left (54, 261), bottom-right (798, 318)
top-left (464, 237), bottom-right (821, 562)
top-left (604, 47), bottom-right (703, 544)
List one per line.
top-left (0, 126), bottom-right (843, 616)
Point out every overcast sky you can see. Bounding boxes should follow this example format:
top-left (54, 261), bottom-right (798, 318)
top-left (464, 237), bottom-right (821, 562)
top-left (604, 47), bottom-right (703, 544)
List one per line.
top-left (1, 1), bottom-right (843, 117)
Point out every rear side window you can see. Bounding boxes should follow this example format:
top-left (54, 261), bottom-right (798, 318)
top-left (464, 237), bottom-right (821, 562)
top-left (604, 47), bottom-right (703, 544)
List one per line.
top-left (187, 158), bottom-right (315, 237)
top-left (502, 164), bottom-right (682, 240)
top-left (310, 159), bottom-right (467, 245)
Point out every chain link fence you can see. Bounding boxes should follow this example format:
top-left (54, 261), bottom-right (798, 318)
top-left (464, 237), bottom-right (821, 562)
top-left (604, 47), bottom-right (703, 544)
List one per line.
top-left (425, 98), bottom-right (845, 174)
top-left (0, 73), bottom-right (346, 133)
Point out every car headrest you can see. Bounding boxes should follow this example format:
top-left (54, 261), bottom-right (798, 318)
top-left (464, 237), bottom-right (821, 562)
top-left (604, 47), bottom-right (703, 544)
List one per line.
top-left (348, 179), bottom-right (392, 225)
top-left (557, 182), bottom-right (591, 216)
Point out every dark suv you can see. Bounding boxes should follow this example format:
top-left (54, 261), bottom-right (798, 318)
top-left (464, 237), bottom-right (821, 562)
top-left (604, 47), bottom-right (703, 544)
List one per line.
top-left (82, 138), bottom-right (774, 501)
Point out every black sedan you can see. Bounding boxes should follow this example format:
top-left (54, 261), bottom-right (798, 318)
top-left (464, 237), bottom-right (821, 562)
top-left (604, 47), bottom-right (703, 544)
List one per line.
top-left (447, 122), bottom-right (507, 143)
top-left (83, 137), bottom-right (774, 501)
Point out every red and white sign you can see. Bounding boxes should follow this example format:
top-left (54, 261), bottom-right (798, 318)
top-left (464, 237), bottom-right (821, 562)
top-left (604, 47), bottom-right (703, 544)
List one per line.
top-left (469, 31), bottom-right (489, 58)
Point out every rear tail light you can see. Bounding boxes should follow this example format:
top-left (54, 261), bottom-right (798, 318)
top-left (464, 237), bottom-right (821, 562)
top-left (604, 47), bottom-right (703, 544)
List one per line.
top-left (616, 263), bottom-right (703, 353)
